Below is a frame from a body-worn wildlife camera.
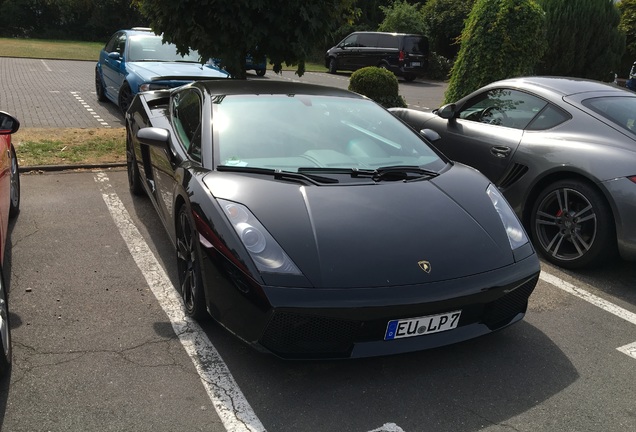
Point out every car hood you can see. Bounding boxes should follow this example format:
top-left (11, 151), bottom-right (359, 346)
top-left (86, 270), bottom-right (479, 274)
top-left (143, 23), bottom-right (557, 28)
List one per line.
top-left (204, 164), bottom-right (517, 288)
top-left (127, 61), bottom-right (229, 81)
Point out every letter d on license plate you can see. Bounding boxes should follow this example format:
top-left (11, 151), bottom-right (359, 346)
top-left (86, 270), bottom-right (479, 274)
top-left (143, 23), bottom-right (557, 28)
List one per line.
top-left (385, 310), bottom-right (461, 340)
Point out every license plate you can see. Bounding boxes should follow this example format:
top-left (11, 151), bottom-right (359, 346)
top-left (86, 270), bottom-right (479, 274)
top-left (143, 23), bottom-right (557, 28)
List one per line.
top-left (384, 310), bottom-right (461, 340)
top-left (410, 61), bottom-right (421, 67)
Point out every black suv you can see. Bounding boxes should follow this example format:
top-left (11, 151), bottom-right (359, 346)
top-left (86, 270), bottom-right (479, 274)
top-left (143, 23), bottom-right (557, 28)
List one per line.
top-left (325, 32), bottom-right (428, 81)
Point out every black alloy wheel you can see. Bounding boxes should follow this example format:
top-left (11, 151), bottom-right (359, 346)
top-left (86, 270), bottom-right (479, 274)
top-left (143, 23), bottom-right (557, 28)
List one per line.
top-left (95, 68), bottom-right (108, 102)
top-left (531, 179), bottom-right (614, 269)
top-left (8, 146), bottom-right (20, 219)
top-left (118, 83), bottom-right (133, 114)
top-left (176, 206), bottom-right (208, 320)
top-left (0, 270), bottom-right (11, 377)
top-left (126, 128), bottom-right (144, 196)
top-left (328, 58), bottom-right (338, 74)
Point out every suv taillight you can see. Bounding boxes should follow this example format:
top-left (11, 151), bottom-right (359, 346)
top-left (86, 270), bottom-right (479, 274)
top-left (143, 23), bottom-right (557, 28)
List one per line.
top-left (399, 50), bottom-right (405, 62)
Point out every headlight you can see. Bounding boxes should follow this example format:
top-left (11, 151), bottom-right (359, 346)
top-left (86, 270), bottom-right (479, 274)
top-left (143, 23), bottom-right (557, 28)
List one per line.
top-left (139, 83), bottom-right (171, 92)
top-left (219, 199), bottom-right (302, 275)
top-left (486, 184), bottom-right (528, 250)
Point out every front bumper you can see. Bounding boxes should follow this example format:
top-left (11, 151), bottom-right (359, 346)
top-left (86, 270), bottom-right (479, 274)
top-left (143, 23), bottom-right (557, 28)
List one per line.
top-left (201, 248), bottom-right (540, 359)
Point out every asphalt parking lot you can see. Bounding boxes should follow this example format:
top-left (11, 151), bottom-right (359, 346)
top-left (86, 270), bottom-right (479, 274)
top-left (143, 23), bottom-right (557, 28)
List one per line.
top-left (0, 58), bottom-right (635, 432)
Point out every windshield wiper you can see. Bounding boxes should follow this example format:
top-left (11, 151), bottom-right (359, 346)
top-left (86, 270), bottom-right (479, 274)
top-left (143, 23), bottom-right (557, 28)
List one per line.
top-left (373, 165), bottom-right (440, 181)
top-left (217, 165), bottom-right (339, 184)
top-left (298, 166), bottom-right (439, 182)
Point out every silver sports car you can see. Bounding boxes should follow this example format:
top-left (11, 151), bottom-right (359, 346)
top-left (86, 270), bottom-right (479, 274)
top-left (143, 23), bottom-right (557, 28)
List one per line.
top-left (391, 76), bottom-right (636, 269)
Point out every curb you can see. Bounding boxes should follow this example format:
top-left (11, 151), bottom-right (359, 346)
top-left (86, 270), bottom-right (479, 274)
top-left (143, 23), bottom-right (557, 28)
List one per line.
top-left (19, 162), bottom-right (126, 173)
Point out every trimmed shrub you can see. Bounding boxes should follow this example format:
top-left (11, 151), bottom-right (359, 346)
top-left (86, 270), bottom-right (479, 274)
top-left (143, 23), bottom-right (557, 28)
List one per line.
top-left (348, 67), bottom-right (407, 108)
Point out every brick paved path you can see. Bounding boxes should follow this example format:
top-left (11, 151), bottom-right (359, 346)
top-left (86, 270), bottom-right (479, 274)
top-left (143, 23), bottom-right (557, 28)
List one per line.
top-left (0, 57), bottom-right (124, 128)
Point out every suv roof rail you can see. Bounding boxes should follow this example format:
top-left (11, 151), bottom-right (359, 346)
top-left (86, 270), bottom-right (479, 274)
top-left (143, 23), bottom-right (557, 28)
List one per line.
top-left (131, 27), bottom-right (153, 32)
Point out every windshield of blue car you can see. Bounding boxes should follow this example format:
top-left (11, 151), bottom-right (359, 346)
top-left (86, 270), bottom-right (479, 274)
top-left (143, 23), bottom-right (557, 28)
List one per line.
top-left (127, 35), bottom-right (201, 63)
top-left (212, 94), bottom-right (446, 173)
top-left (582, 96), bottom-right (636, 136)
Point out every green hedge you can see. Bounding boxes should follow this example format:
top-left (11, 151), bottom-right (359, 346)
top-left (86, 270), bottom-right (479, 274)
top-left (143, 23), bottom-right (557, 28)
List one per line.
top-left (348, 67), bottom-right (407, 108)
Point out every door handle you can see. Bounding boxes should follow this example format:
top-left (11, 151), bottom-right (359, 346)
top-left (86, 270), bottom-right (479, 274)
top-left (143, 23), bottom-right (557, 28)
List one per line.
top-left (490, 146), bottom-right (511, 158)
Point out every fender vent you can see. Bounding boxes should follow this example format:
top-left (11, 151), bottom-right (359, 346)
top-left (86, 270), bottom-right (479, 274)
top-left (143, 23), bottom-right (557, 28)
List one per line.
top-left (498, 163), bottom-right (528, 189)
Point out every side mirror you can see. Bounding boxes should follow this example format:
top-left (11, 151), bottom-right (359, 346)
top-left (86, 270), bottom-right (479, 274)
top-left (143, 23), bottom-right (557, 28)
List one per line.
top-left (0, 111), bottom-right (20, 135)
top-left (137, 127), bottom-right (170, 152)
top-left (437, 103), bottom-right (457, 119)
top-left (420, 128), bottom-right (441, 143)
top-left (108, 52), bottom-right (122, 61)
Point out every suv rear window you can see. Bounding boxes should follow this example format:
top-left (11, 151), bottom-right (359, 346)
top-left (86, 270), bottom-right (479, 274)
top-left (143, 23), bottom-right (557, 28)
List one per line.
top-left (403, 37), bottom-right (427, 55)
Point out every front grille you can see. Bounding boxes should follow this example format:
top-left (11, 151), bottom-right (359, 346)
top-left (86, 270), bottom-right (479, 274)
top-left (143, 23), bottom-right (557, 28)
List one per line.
top-left (260, 311), bottom-right (362, 358)
top-left (482, 275), bottom-right (538, 329)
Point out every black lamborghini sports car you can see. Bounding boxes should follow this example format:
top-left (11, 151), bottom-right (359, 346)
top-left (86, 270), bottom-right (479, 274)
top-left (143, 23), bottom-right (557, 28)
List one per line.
top-left (125, 80), bottom-right (540, 359)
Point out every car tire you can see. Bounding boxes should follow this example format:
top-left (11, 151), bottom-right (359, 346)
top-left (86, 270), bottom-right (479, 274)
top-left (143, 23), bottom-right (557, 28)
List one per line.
top-left (530, 179), bottom-right (615, 269)
top-left (404, 74), bottom-right (417, 82)
top-left (95, 68), bottom-right (108, 102)
top-left (126, 127), bottom-right (144, 196)
top-left (256, 69), bottom-right (266, 77)
top-left (176, 205), bottom-right (208, 321)
top-left (0, 267), bottom-right (12, 378)
top-left (8, 146), bottom-right (20, 219)
top-left (118, 83), bottom-right (133, 114)
top-left (328, 58), bottom-right (338, 74)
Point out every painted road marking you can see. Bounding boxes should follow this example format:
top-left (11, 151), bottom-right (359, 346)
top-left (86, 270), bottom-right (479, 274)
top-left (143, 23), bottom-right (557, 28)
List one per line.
top-left (93, 172), bottom-right (265, 432)
top-left (540, 271), bottom-right (636, 360)
top-left (369, 423), bottom-right (406, 432)
top-left (40, 59), bottom-right (52, 72)
top-left (71, 91), bottom-right (111, 127)
top-left (617, 342), bottom-right (636, 360)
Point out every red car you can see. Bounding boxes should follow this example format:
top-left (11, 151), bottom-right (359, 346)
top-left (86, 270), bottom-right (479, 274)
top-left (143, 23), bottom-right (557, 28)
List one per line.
top-left (0, 111), bottom-right (21, 377)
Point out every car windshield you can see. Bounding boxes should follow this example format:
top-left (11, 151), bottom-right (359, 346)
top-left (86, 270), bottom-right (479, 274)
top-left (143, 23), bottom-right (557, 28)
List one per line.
top-left (128, 34), bottom-right (201, 62)
top-left (213, 94), bottom-right (445, 173)
top-left (582, 96), bottom-right (636, 137)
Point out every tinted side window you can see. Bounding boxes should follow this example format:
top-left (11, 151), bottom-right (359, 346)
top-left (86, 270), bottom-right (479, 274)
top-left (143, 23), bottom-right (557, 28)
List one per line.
top-left (377, 34), bottom-right (399, 49)
top-left (104, 33), bottom-right (122, 53)
top-left (357, 33), bottom-right (379, 47)
top-left (459, 89), bottom-right (548, 129)
top-left (172, 89), bottom-right (202, 162)
top-left (526, 105), bottom-right (570, 130)
top-left (403, 36), bottom-right (427, 54)
top-left (342, 34), bottom-right (359, 47)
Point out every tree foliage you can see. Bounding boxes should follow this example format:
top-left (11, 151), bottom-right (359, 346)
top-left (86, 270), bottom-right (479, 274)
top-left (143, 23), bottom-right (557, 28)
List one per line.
top-left (0, 0), bottom-right (143, 41)
top-left (421, 0), bottom-right (476, 60)
top-left (133, 0), bottom-right (356, 79)
top-left (377, 0), bottom-right (426, 34)
top-left (444, 0), bottom-right (546, 103)
top-left (618, 0), bottom-right (636, 77)
top-left (536, 0), bottom-right (624, 80)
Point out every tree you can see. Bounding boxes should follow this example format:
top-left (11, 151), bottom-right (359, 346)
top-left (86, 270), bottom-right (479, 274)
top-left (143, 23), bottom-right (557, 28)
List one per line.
top-left (377, 0), bottom-right (426, 35)
top-left (618, 0), bottom-right (636, 77)
top-left (421, 0), bottom-right (476, 60)
top-left (444, 0), bottom-right (546, 103)
top-left (537, 0), bottom-right (624, 81)
top-left (0, 0), bottom-right (143, 40)
top-left (133, 0), bottom-right (357, 79)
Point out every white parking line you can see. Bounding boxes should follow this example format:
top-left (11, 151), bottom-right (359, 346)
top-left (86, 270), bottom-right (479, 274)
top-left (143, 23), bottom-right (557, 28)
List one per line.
top-left (540, 271), bottom-right (636, 360)
top-left (368, 423), bottom-right (406, 432)
top-left (617, 342), bottom-right (636, 359)
top-left (93, 172), bottom-right (266, 432)
top-left (40, 59), bottom-right (52, 72)
top-left (71, 91), bottom-right (111, 127)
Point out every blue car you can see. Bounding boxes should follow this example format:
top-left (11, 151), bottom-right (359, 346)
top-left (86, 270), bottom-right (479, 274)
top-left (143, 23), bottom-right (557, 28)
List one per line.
top-left (95, 28), bottom-right (229, 113)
